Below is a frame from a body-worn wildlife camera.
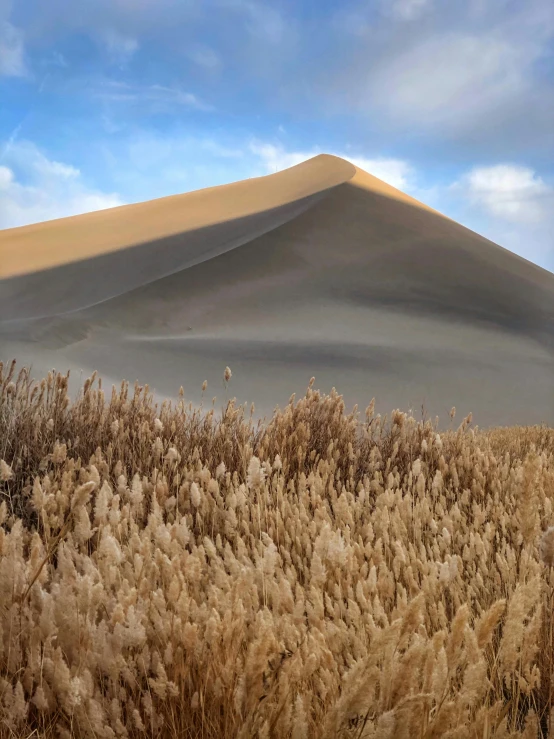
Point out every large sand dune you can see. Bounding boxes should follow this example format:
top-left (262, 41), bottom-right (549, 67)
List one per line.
top-left (1, 154), bottom-right (553, 427)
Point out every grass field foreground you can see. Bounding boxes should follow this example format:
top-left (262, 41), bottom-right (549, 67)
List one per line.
top-left (1, 359), bottom-right (554, 738)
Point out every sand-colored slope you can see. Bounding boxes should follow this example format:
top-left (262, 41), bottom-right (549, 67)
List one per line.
top-left (0, 155), bottom-right (355, 280)
top-left (1, 154), bottom-right (553, 428)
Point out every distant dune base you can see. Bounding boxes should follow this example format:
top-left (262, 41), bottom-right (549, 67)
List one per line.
top-left (1, 154), bottom-right (553, 428)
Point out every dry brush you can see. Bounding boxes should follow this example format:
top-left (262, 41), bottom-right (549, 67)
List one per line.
top-left (1, 359), bottom-right (554, 738)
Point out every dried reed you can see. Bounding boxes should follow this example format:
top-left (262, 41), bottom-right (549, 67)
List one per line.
top-left (1, 359), bottom-right (554, 738)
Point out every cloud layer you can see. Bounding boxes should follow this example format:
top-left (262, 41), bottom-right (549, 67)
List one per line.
top-left (0, 21), bottom-right (25, 76)
top-left (454, 165), bottom-right (554, 224)
top-left (0, 141), bottom-right (123, 228)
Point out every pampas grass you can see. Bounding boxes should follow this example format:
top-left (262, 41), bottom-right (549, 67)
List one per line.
top-left (1, 358), bottom-right (554, 737)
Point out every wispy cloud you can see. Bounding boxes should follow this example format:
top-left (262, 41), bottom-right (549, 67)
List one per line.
top-left (99, 29), bottom-right (139, 66)
top-left (40, 50), bottom-right (68, 68)
top-left (385, 0), bottom-right (433, 21)
top-left (0, 21), bottom-right (26, 76)
top-left (0, 140), bottom-right (124, 229)
top-left (148, 85), bottom-right (212, 110)
top-left (187, 44), bottom-right (220, 69)
top-left (0, 165), bottom-right (13, 188)
top-left (249, 143), bottom-right (316, 173)
top-left (1, 122), bottom-right (24, 161)
top-left (368, 33), bottom-right (533, 129)
top-left (452, 164), bottom-right (554, 224)
top-left (93, 79), bottom-right (213, 111)
top-left (95, 132), bottom-right (253, 202)
top-left (333, 0), bottom-right (554, 153)
top-left (216, 0), bottom-right (285, 43)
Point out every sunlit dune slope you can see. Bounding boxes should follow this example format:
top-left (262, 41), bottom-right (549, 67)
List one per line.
top-left (0, 155), bottom-right (356, 280)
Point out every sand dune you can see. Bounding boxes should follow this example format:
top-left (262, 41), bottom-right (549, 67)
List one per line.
top-left (1, 154), bottom-right (553, 427)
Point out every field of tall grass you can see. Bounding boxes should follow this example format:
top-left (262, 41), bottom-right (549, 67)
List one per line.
top-left (1, 357), bottom-right (554, 738)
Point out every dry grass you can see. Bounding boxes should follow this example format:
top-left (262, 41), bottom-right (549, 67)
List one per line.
top-left (1, 358), bottom-right (554, 738)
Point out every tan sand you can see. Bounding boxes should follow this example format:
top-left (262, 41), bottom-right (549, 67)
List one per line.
top-left (1, 154), bottom-right (553, 428)
top-left (0, 155), bottom-right (356, 279)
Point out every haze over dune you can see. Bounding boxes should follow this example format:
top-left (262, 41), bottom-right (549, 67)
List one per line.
top-left (1, 154), bottom-right (553, 427)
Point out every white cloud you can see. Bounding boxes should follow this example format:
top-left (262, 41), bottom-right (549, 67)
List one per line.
top-left (97, 132), bottom-right (256, 202)
top-left (0, 21), bottom-right (26, 76)
top-left (249, 143), bottom-right (414, 191)
top-left (99, 29), bottom-right (139, 65)
top-left (453, 164), bottom-right (554, 224)
top-left (369, 33), bottom-right (530, 128)
top-left (0, 165), bottom-right (14, 189)
top-left (93, 79), bottom-right (213, 111)
top-left (218, 0), bottom-right (285, 43)
top-left (249, 143), bottom-right (314, 173)
top-left (148, 85), bottom-right (210, 110)
top-left (0, 141), bottom-right (124, 229)
top-left (33, 156), bottom-right (80, 180)
top-left (346, 157), bottom-right (413, 191)
top-left (187, 44), bottom-right (220, 69)
top-left (387, 0), bottom-right (432, 21)
top-left (201, 140), bottom-right (244, 158)
top-left (336, 0), bottom-right (554, 149)
top-left (41, 50), bottom-right (68, 68)
top-left (101, 114), bottom-right (124, 134)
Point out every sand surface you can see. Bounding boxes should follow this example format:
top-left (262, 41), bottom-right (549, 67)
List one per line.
top-left (1, 154), bottom-right (553, 428)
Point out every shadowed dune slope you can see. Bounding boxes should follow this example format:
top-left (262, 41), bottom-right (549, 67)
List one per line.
top-left (1, 154), bottom-right (553, 427)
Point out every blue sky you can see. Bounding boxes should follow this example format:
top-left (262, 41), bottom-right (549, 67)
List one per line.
top-left (1, 0), bottom-right (553, 270)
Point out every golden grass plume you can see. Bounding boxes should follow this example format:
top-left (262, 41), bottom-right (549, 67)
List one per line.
top-left (1, 358), bottom-right (554, 737)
